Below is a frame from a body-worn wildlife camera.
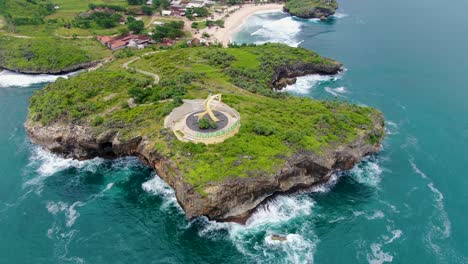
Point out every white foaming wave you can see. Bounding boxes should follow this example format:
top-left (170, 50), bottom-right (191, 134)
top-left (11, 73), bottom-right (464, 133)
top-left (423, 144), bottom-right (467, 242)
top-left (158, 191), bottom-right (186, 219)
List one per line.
top-left (348, 157), bottom-right (383, 187)
top-left (142, 174), bottom-right (182, 210)
top-left (0, 70), bottom-right (78, 87)
top-left (333, 13), bottom-right (348, 19)
top-left (254, 9), bottom-right (283, 15)
top-left (196, 194), bottom-right (318, 263)
top-left (306, 13), bottom-right (347, 23)
top-left (308, 173), bottom-right (339, 193)
top-left (385, 121), bottom-right (399, 136)
top-left (325, 86), bottom-right (348, 97)
top-left (385, 229), bottom-right (403, 244)
top-left (283, 74), bottom-right (339, 94)
top-left (368, 243), bottom-right (393, 264)
top-left (47, 201), bottom-right (85, 227)
top-left (264, 233), bottom-right (316, 263)
top-left (251, 16), bottom-right (303, 47)
top-left (367, 228), bottom-right (402, 264)
top-left (366, 210), bottom-right (385, 220)
top-left (308, 18), bottom-right (321, 23)
top-left (24, 146), bottom-right (104, 194)
top-left (409, 159), bottom-right (452, 257)
top-left (246, 195), bottom-right (314, 226)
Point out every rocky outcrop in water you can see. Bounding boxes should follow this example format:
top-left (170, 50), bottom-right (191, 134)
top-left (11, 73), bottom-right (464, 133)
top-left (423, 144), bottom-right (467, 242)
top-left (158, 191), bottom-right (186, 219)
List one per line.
top-left (283, 1), bottom-right (338, 20)
top-left (25, 111), bottom-right (383, 223)
top-left (272, 60), bottom-right (342, 90)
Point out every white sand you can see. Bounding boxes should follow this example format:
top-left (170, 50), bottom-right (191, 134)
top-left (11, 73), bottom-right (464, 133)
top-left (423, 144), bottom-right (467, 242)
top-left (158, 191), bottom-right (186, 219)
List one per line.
top-left (194, 4), bottom-right (283, 46)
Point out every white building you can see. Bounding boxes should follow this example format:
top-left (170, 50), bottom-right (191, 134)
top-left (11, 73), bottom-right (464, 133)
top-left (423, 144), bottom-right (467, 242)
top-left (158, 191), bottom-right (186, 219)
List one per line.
top-left (161, 10), bottom-right (172, 16)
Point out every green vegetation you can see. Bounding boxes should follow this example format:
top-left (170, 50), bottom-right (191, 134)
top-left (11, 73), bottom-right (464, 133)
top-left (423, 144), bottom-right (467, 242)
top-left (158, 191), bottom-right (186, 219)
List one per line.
top-left (284, 0), bottom-right (338, 18)
top-left (0, 35), bottom-right (110, 72)
top-left (127, 16), bottom-right (144, 33)
top-left (0, 0), bottom-right (56, 26)
top-left (73, 10), bottom-right (123, 29)
top-left (198, 118), bottom-right (218, 129)
top-left (28, 44), bottom-right (384, 191)
top-left (0, 0), bottom-right (130, 72)
top-left (185, 7), bottom-right (210, 20)
top-left (152, 21), bottom-right (184, 41)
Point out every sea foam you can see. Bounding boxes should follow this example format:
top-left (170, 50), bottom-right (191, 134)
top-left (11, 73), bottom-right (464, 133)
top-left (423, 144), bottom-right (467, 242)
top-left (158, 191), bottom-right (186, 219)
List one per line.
top-left (409, 159), bottom-right (452, 258)
top-left (142, 173), bottom-right (182, 211)
top-left (0, 70), bottom-right (79, 87)
top-left (24, 146), bottom-right (104, 194)
top-left (283, 74), bottom-right (341, 94)
top-left (250, 16), bottom-right (303, 47)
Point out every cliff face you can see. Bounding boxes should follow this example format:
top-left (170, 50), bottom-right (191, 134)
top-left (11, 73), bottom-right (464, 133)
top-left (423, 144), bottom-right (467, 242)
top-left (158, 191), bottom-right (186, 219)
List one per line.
top-left (25, 113), bottom-right (383, 223)
top-left (272, 60), bottom-right (342, 90)
top-left (0, 60), bottom-right (101, 75)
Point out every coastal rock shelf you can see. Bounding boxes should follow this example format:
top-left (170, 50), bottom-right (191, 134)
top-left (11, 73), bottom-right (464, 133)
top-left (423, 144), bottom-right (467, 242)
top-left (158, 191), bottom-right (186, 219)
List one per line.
top-left (25, 44), bottom-right (385, 223)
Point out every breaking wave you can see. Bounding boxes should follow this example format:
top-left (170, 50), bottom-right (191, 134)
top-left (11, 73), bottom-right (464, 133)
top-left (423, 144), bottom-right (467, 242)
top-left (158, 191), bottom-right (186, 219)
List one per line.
top-left (283, 73), bottom-right (342, 94)
top-left (348, 157), bottom-right (383, 187)
top-left (142, 173), bottom-right (182, 211)
top-left (333, 13), bottom-right (348, 19)
top-left (195, 194), bottom-right (318, 263)
top-left (0, 70), bottom-right (80, 87)
top-left (250, 16), bottom-right (303, 47)
top-left (24, 146), bottom-right (104, 194)
top-left (325, 86), bottom-right (348, 97)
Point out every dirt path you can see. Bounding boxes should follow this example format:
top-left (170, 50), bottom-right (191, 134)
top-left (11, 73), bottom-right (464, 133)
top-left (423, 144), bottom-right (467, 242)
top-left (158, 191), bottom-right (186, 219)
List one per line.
top-left (122, 51), bottom-right (162, 84)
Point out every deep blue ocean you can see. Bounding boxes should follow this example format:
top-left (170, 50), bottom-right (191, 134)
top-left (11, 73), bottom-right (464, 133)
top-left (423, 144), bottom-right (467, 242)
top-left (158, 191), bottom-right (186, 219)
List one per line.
top-left (1, 0), bottom-right (467, 263)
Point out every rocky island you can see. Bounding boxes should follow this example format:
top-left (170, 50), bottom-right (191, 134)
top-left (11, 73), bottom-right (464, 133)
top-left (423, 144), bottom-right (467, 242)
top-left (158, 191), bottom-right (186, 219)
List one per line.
top-left (25, 44), bottom-right (384, 223)
top-left (284, 0), bottom-right (338, 20)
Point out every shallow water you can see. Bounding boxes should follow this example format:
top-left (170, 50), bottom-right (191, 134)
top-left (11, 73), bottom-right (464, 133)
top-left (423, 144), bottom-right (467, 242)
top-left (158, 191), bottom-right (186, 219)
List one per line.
top-left (1, 0), bottom-right (468, 262)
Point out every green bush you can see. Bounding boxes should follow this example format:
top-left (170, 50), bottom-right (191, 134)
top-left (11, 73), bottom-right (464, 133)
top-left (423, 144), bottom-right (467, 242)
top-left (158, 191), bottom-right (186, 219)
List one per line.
top-left (253, 123), bottom-right (277, 136)
top-left (198, 118), bottom-right (217, 129)
top-left (283, 130), bottom-right (305, 144)
top-left (91, 116), bottom-right (104, 126)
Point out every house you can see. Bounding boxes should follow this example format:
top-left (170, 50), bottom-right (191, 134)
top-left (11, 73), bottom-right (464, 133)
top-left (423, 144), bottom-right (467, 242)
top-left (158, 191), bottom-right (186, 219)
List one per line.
top-left (97, 36), bottom-right (113, 46)
top-left (97, 35), bottom-right (151, 50)
top-left (109, 40), bottom-right (127, 50)
top-left (161, 38), bottom-right (176, 47)
top-left (161, 10), bottom-right (172, 16)
top-left (171, 5), bottom-right (185, 16)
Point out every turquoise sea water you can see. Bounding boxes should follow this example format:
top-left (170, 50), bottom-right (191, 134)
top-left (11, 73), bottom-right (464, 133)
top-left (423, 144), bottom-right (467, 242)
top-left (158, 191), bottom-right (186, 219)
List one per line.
top-left (1, 0), bottom-right (468, 262)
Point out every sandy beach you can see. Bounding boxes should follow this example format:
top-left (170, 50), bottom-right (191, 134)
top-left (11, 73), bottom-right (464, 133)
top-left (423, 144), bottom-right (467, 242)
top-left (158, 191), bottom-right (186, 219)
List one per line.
top-left (193, 3), bottom-right (283, 46)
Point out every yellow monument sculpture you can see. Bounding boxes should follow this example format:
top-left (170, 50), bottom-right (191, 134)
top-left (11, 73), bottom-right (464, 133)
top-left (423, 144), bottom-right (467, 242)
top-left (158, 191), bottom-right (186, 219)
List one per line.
top-left (195, 94), bottom-right (222, 122)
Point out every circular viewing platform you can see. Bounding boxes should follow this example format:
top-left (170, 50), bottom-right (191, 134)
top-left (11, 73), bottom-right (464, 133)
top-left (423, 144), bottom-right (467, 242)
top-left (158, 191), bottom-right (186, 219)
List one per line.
top-left (164, 99), bottom-right (241, 144)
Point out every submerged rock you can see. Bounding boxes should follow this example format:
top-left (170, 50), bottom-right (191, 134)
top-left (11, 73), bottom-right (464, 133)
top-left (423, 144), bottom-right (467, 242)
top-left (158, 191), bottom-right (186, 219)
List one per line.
top-left (270, 234), bottom-right (288, 241)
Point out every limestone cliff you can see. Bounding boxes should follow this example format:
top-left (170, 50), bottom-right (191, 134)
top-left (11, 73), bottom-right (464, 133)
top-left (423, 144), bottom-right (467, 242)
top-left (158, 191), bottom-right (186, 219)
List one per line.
top-left (25, 111), bottom-right (383, 223)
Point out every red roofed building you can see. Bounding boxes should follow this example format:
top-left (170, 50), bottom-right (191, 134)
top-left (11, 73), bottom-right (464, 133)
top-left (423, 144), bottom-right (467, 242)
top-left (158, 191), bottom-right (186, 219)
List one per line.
top-left (97, 35), bottom-right (151, 50)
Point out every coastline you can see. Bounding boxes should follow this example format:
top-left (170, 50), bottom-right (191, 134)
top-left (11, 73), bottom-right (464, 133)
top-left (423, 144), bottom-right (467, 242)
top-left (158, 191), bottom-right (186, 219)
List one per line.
top-left (199, 4), bottom-right (284, 46)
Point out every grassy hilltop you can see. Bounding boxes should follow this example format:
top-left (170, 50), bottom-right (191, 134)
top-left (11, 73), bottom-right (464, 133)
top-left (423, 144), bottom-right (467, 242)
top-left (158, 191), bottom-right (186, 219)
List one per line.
top-left (28, 44), bottom-right (384, 191)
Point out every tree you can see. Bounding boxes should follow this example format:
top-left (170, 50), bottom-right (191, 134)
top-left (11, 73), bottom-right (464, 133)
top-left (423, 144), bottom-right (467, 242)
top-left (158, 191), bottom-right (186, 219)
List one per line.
top-left (127, 0), bottom-right (143, 5)
top-left (119, 27), bottom-right (130, 36)
top-left (142, 6), bottom-right (153, 15)
top-left (128, 20), bottom-right (144, 33)
top-left (152, 21), bottom-right (184, 41)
